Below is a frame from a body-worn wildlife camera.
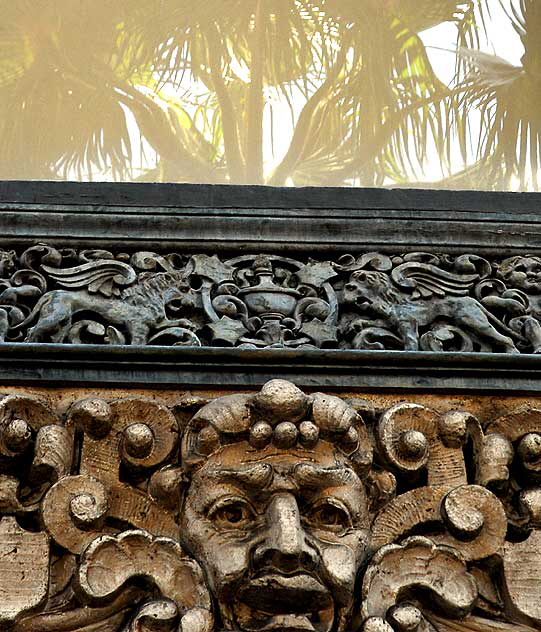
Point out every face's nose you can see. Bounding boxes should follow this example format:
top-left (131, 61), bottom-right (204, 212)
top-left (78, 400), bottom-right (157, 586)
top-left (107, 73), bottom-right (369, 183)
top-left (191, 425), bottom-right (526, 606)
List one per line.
top-left (252, 493), bottom-right (318, 573)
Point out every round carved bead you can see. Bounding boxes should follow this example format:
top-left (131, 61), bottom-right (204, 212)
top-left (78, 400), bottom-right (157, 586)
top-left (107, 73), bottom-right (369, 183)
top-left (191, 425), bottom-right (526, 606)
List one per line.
top-left (250, 421), bottom-right (273, 449)
top-left (342, 426), bottom-right (359, 449)
top-left (387, 604), bottom-right (423, 632)
top-left (363, 617), bottom-right (394, 632)
top-left (520, 488), bottom-right (541, 528)
top-left (442, 487), bottom-right (485, 540)
top-left (69, 492), bottom-right (108, 529)
top-left (70, 398), bottom-right (112, 439)
top-left (123, 423), bottom-right (154, 459)
top-left (397, 430), bottom-right (428, 460)
top-left (517, 433), bottom-right (541, 465)
top-left (299, 421), bottom-right (319, 448)
top-left (3, 418), bottom-right (32, 453)
top-left (254, 379), bottom-right (308, 424)
top-left (439, 411), bottom-right (468, 448)
top-left (274, 421), bottom-right (298, 448)
top-left (197, 425), bottom-right (221, 455)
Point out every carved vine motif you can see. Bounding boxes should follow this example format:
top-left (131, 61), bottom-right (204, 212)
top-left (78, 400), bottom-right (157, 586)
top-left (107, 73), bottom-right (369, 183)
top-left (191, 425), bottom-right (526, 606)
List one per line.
top-left (3, 245), bottom-right (541, 352)
top-left (2, 381), bottom-right (541, 632)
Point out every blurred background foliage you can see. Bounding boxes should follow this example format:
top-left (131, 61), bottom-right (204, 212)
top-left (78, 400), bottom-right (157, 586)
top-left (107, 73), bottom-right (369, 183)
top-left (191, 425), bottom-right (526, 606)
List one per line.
top-left (0, 0), bottom-right (539, 189)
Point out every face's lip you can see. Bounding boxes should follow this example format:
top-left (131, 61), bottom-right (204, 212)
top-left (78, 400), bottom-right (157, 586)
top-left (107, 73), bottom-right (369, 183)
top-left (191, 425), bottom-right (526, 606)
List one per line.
top-left (249, 572), bottom-right (326, 589)
top-left (354, 295), bottom-right (371, 305)
top-left (237, 572), bottom-right (332, 614)
top-left (258, 614), bottom-right (316, 632)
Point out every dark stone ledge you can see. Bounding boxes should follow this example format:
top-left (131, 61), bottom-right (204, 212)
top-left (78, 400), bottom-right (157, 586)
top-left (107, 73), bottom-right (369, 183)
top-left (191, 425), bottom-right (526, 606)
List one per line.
top-left (2, 181), bottom-right (541, 391)
top-left (1, 343), bottom-right (541, 393)
top-left (1, 180), bottom-right (541, 212)
top-left (1, 181), bottom-right (541, 254)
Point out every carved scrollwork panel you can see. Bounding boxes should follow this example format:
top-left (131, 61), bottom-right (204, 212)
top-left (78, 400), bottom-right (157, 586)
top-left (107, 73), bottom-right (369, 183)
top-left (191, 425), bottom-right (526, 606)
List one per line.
top-left (4, 246), bottom-right (541, 354)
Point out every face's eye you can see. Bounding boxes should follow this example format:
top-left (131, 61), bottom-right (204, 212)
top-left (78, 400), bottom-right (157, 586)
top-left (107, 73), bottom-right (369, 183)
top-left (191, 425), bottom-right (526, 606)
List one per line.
top-left (305, 500), bottom-right (351, 533)
top-left (208, 498), bottom-right (256, 529)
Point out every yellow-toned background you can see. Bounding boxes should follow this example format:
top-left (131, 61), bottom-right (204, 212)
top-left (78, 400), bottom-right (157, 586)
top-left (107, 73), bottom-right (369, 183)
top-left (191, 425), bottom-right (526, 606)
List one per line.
top-left (0, 1), bottom-right (537, 190)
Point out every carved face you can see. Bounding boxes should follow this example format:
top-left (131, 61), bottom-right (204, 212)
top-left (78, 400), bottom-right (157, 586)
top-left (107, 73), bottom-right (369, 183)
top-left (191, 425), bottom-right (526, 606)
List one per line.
top-left (343, 271), bottom-right (390, 310)
top-left (0, 250), bottom-right (15, 278)
top-left (180, 440), bottom-right (369, 632)
top-left (500, 256), bottom-right (541, 293)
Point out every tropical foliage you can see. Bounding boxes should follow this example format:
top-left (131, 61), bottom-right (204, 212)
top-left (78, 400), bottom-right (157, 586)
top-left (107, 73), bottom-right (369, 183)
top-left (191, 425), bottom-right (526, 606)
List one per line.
top-left (0, 0), bottom-right (538, 189)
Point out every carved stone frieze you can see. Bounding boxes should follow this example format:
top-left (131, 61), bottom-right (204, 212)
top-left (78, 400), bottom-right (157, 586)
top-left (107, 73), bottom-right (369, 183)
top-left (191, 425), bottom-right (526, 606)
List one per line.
top-left (1, 381), bottom-right (541, 631)
top-left (4, 246), bottom-right (541, 354)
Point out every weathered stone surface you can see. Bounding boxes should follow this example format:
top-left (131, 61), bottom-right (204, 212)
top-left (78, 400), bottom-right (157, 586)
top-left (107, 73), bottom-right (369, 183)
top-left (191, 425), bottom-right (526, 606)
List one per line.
top-left (5, 246), bottom-right (541, 354)
top-left (0, 517), bottom-right (49, 624)
top-left (0, 382), bottom-right (539, 632)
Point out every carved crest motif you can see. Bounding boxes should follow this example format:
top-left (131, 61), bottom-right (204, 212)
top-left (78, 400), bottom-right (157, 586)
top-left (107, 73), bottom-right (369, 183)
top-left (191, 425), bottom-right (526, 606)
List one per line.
top-left (193, 253), bottom-right (339, 348)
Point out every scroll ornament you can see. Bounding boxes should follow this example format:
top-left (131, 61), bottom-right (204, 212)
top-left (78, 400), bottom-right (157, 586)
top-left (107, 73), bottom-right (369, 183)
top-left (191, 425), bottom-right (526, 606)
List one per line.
top-left (0, 381), bottom-right (539, 631)
top-left (3, 246), bottom-right (541, 353)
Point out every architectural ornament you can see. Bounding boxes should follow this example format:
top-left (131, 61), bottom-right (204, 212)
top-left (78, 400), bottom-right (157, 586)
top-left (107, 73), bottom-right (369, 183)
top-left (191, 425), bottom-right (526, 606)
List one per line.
top-left (0, 380), bottom-right (540, 631)
top-left (2, 246), bottom-right (541, 354)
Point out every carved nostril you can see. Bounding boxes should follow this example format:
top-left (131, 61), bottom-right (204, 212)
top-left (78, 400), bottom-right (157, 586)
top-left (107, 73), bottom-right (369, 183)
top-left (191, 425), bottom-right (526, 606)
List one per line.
top-left (253, 540), bottom-right (318, 574)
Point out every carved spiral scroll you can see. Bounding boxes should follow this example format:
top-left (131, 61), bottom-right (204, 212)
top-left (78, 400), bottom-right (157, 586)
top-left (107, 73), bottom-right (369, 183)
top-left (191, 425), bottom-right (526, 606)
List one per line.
top-left (42, 474), bottom-right (109, 554)
top-left (371, 485), bottom-right (507, 561)
top-left (377, 404), bottom-right (467, 487)
top-left (487, 408), bottom-right (541, 480)
top-left (75, 399), bottom-right (179, 484)
top-left (0, 395), bottom-right (59, 458)
top-left (113, 399), bottom-right (180, 470)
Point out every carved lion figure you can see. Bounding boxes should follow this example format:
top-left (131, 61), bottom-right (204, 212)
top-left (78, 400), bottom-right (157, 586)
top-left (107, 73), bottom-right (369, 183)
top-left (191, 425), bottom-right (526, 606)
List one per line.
top-left (343, 270), bottom-right (519, 353)
top-left (22, 269), bottom-right (194, 344)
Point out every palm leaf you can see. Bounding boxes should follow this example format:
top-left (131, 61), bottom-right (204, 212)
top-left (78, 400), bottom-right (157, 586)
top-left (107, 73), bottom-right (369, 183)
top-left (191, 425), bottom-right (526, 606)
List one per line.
top-left (457, 0), bottom-right (541, 190)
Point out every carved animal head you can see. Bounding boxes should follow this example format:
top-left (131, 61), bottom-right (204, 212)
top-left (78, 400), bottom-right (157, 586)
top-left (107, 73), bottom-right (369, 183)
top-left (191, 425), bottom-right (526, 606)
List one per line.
top-left (498, 256), bottom-right (541, 294)
top-left (178, 380), bottom-right (373, 632)
top-left (343, 270), bottom-right (402, 308)
top-left (0, 250), bottom-right (16, 279)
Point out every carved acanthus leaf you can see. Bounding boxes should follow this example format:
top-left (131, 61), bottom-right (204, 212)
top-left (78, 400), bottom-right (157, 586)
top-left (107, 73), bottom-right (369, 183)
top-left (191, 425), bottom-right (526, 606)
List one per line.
top-left (361, 536), bottom-right (478, 625)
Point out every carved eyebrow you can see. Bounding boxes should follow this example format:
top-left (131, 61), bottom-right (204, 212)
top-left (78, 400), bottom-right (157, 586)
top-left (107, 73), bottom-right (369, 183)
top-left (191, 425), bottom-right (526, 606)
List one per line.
top-left (293, 464), bottom-right (356, 488)
top-left (206, 464), bottom-right (273, 488)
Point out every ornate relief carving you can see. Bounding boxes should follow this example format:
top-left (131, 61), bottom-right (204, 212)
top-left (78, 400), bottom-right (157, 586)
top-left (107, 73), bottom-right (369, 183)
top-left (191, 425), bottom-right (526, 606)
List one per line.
top-left (4, 246), bottom-right (541, 353)
top-left (1, 381), bottom-right (540, 631)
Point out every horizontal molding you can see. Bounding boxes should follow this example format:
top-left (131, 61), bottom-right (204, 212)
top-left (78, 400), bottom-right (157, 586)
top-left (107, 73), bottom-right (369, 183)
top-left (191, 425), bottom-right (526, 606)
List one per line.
top-left (1, 344), bottom-right (541, 392)
top-left (0, 182), bottom-right (540, 253)
top-left (2, 180), bottom-right (541, 211)
top-left (1, 181), bottom-right (541, 392)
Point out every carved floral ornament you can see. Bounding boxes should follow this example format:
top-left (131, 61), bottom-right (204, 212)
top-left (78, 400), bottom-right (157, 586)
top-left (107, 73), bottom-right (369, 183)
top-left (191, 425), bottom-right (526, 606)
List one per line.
top-left (0, 380), bottom-right (541, 631)
top-left (4, 245), bottom-right (541, 353)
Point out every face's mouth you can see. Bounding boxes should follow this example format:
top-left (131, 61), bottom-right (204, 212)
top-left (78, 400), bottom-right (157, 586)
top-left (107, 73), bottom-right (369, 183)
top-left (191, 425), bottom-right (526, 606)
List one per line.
top-left (237, 573), bottom-right (332, 614)
top-left (353, 295), bottom-right (371, 308)
top-left (232, 575), bottom-right (335, 632)
top-left (257, 614), bottom-right (319, 632)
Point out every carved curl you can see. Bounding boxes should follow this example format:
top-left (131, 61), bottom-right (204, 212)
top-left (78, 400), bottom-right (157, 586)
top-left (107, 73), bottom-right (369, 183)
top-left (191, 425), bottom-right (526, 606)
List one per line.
top-left (181, 380), bottom-right (372, 476)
